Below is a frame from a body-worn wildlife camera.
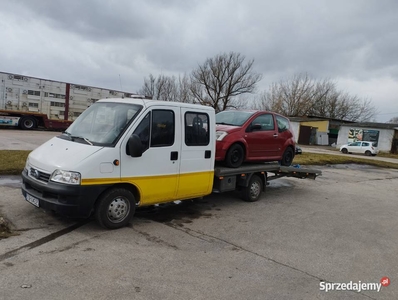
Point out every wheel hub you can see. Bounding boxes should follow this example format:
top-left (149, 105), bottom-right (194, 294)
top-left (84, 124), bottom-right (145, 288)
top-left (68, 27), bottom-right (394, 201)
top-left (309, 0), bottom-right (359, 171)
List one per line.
top-left (107, 197), bottom-right (130, 223)
top-left (250, 182), bottom-right (261, 198)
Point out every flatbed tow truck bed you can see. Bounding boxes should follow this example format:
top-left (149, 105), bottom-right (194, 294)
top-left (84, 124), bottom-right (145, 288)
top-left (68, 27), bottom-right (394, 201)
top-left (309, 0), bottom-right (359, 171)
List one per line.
top-left (212, 162), bottom-right (322, 201)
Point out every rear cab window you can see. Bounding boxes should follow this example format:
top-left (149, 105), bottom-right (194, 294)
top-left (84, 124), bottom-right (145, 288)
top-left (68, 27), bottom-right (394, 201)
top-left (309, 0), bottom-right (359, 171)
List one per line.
top-left (185, 112), bottom-right (210, 146)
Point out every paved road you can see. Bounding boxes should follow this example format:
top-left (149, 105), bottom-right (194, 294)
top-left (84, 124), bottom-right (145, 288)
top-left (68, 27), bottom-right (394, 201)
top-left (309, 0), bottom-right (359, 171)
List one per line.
top-left (0, 129), bottom-right (59, 150)
top-left (0, 165), bottom-right (397, 299)
top-left (1, 129), bottom-right (397, 298)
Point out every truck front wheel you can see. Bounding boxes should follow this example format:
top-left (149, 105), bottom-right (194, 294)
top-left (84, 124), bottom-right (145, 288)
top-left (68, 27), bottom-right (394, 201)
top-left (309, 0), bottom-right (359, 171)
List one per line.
top-left (241, 175), bottom-right (263, 202)
top-left (19, 116), bottom-right (37, 130)
top-left (95, 188), bottom-right (136, 229)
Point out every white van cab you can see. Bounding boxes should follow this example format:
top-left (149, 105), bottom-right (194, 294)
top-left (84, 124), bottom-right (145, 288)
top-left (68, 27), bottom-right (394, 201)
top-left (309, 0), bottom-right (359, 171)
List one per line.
top-left (22, 98), bottom-right (215, 229)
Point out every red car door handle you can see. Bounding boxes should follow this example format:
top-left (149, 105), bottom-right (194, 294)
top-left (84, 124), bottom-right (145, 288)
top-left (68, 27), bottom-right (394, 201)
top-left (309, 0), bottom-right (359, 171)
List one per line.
top-left (273, 133), bottom-right (278, 138)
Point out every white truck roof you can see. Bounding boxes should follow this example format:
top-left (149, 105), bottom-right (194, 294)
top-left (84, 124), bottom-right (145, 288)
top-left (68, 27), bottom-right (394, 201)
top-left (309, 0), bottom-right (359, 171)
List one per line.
top-left (97, 98), bottom-right (215, 112)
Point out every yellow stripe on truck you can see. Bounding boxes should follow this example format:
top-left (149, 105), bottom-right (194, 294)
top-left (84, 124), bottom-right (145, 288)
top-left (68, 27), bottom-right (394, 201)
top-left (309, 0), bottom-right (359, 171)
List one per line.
top-left (176, 171), bottom-right (214, 199)
top-left (81, 171), bottom-right (214, 206)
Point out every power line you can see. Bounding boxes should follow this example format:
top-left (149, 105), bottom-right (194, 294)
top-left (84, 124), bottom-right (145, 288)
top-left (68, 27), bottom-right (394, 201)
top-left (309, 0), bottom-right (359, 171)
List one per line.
top-left (375, 112), bottom-right (398, 115)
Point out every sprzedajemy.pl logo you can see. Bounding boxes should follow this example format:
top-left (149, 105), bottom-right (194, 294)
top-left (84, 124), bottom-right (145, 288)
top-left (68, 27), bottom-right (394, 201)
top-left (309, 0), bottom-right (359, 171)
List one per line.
top-left (320, 277), bottom-right (390, 293)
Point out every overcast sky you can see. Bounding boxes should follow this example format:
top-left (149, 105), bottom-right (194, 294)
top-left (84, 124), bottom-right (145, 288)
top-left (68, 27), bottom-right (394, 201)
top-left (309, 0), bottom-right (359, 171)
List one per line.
top-left (1, 0), bottom-right (397, 121)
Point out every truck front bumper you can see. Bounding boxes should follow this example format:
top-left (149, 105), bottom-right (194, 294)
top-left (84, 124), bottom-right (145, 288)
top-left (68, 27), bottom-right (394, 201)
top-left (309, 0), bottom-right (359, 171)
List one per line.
top-left (21, 170), bottom-right (110, 218)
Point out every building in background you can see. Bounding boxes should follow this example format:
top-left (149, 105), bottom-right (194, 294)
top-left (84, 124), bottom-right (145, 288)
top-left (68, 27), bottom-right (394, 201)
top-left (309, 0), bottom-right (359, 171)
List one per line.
top-left (289, 116), bottom-right (355, 146)
top-left (336, 122), bottom-right (398, 152)
top-left (0, 71), bottom-right (142, 130)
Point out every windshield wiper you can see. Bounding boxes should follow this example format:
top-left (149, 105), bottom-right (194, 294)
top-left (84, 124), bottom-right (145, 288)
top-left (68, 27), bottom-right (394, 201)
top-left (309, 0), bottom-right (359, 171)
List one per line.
top-left (216, 122), bottom-right (234, 126)
top-left (71, 136), bottom-right (93, 145)
top-left (62, 131), bottom-right (72, 140)
top-left (62, 131), bottom-right (93, 145)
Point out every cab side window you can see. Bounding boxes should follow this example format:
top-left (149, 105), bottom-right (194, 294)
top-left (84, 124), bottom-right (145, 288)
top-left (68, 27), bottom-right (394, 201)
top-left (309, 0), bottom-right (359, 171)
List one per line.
top-left (185, 112), bottom-right (210, 146)
top-left (151, 110), bottom-right (175, 147)
top-left (133, 110), bottom-right (175, 152)
top-left (133, 112), bottom-right (150, 152)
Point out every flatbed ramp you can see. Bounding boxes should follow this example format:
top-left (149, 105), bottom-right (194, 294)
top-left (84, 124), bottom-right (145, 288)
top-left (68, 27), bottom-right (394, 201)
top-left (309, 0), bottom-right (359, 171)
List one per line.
top-left (212, 163), bottom-right (322, 201)
top-left (214, 163), bottom-right (322, 179)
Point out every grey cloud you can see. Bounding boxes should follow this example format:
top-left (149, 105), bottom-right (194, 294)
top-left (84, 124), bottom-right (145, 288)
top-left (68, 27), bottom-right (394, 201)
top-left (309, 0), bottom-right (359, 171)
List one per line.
top-left (1, 0), bottom-right (398, 120)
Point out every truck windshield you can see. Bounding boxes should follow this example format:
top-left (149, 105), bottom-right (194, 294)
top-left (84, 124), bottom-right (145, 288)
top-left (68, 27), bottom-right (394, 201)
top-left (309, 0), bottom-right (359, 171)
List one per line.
top-left (62, 102), bottom-right (142, 146)
top-left (216, 111), bottom-right (255, 126)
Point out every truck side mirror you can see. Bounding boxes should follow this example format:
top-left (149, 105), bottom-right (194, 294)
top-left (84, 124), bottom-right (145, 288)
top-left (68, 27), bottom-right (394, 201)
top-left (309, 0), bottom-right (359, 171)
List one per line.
top-left (127, 134), bottom-right (143, 157)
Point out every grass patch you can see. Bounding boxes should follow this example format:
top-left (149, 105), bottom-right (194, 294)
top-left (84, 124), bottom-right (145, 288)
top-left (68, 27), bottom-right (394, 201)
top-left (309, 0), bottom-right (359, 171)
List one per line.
top-left (0, 216), bottom-right (19, 239)
top-left (378, 152), bottom-right (398, 159)
top-left (0, 150), bottom-right (31, 175)
top-left (294, 153), bottom-right (398, 169)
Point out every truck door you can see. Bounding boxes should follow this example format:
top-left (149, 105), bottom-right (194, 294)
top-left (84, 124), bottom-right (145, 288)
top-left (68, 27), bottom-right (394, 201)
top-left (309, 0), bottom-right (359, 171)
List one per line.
top-left (120, 106), bottom-right (181, 205)
top-left (177, 109), bottom-right (214, 198)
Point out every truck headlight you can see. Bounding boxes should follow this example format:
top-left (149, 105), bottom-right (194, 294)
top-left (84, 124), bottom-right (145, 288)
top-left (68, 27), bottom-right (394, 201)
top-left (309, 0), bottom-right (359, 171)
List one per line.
top-left (24, 158), bottom-right (30, 172)
top-left (50, 169), bottom-right (81, 185)
top-left (216, 131), bottom-right (228, 141)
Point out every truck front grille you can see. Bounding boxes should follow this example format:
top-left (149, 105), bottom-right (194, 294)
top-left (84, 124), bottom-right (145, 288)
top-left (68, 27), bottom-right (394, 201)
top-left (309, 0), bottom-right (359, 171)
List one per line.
top-left (29, 167), bottom-right (51, 183)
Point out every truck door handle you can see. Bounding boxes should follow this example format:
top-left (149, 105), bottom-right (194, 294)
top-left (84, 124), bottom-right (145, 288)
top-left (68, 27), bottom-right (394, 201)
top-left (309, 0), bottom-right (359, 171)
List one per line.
top-left (205, 150), bottom-right (211, 159)
top-left (273, 133), bottom-right (278, 138)
top-left (170, 151), bottom-right (178, 161)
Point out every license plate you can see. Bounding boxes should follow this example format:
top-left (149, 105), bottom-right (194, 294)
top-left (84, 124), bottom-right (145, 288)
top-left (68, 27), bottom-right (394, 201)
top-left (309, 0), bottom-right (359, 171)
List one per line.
top-left (26, 193), bottom-right (39, 207)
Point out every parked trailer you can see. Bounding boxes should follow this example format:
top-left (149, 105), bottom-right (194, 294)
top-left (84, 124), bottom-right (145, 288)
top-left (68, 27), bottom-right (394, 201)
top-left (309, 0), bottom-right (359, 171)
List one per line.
top-left (0, 71), bottom-right (135, 130)
top-left (0, 110), bottom-right (72, 130)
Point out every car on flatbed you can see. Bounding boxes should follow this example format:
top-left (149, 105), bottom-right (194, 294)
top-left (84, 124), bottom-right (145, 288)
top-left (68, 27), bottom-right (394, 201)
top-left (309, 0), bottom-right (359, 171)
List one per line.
top-left (215, 110), bottom-right (296, 168)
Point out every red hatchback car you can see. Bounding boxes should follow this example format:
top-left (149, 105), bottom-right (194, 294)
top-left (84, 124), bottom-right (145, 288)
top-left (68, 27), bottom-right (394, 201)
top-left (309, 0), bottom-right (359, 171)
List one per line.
top-left (215, 110), bottom-right (296, 167)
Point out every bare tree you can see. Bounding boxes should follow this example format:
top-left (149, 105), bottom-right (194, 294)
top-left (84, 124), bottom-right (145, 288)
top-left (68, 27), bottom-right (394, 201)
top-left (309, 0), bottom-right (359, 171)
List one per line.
top-left (259, 73), bottom-right (378, 121)
top-left (139, 73), bottom-right (195, 103)
top-left (177, 74), bottom-right (194, 103)
top-left (139, 74), bottom-right (156, 98)
top-left (139, 74), bottom-right (179, 101)
top-left (258, 73), bottom-right (315, 116)
top-left (190, 52), bottom-right (262, 112)
top-left (388, 116), bottom-right (398, 123)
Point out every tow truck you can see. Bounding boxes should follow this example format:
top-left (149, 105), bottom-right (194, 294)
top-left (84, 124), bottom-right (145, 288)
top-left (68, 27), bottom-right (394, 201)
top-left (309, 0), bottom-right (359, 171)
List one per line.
top-left (21, 99), bottom-right (321, 229)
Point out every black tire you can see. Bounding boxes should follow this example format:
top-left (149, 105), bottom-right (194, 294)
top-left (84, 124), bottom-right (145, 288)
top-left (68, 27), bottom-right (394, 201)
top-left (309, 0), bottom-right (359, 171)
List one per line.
top-left (341, 148), bottom-right (348, 154)
top-left (241, 174), bottom-right (263, 202)
top-left (95, 188), bottom-right (136, 229)
top-left (365, 150), bottom-right (372, 156)
top-left (19, 116), bottom-right (37, 130)
top-left (225, 144), bottom-right (245, 168)
top-left (280, 147), bottom-right (294, 166)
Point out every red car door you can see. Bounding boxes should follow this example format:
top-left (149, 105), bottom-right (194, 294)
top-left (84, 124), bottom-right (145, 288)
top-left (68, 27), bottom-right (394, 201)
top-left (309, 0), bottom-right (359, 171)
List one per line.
top-left (244, 113), bottom-right (279, 158)
top-left (274, 115), bottom-right (294, 157)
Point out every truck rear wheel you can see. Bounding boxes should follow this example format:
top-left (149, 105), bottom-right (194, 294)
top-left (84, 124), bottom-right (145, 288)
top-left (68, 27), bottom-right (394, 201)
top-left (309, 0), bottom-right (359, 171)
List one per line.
top-left (241, 174), bottom-right (263, 202)
top-left (95, 188), bottom-right (136, 229)
top-left (19, 116), bottom-right (37, 130)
